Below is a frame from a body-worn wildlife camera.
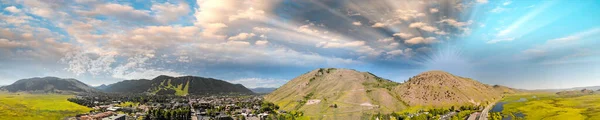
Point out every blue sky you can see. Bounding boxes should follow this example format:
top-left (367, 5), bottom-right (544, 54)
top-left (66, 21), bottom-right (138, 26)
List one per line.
top-left (0, 0), bottom-right (598, 89)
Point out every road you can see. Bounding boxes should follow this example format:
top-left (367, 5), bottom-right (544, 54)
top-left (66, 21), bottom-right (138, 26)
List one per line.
top-left (478, 100), bottom-right (497, 120)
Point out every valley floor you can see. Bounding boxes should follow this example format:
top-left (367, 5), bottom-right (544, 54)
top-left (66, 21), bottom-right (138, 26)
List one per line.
top-left (0, 92), bottom-right (91, 120)
top-left (491, 93), bottom-right (600, 120)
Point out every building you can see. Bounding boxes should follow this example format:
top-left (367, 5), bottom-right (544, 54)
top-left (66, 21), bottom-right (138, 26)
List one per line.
top-left (102, 114), bottom-right (126, 120)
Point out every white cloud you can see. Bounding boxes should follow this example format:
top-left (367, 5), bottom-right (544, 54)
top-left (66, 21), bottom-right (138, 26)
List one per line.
top-left (0, 38), bottom-right (24, 48)
top-left (317, 41), bottom-right (366, 48)
top-left (548, 28), bottom-right (600, 44)
top-left (386, 49), bottom-right (403, 56)
top-left (491, 7), bottom-right (506, 13)
top-left (89, 3), bottom-right (153, 21)
top-left (476, 0), bottom-right (488, 4)
top-left (409, 22), bottom-right (443, 33)
top-left (429, 8), bottom-right (439, 13)
top-left (503, 1), bottom-right (512, 6)
top-left (405, 37), bottom-right (438, 45)
top-left (253, 27), bottom-right (272, 33)
top-left (228, 7), bottom-right (266, 22)
top-left (152, 2), bottom-right (191, 23)
top-left (371, 22), bottom-right (385, 28)
top-left (393, 32), bottom-right (414, 39)
top-left (486, 37), bottom-right (515, 44)
top-left (255, 40), bottom-right (269, 46)
top-left (377, 37), bottom-right (394, 43)
top-left (352, 21), bottom-right (362, 26)
top-left (439, 19), bottom-right (471, 28)
top-left (4, 6), bottom-right (21, 13)
top-left (228, 33), bottom-right (256, 41)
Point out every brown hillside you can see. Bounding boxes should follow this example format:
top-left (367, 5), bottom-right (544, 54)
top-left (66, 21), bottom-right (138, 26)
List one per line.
top-left (264, 68), bottom-right (407, 118)
top-left (393, 71), bottom-right (502, 107)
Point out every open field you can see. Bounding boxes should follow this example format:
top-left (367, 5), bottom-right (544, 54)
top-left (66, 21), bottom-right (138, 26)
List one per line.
top-left (0, 92), bottom-right (92, 120)
top-left (495, 93), bottom-right (600, 120)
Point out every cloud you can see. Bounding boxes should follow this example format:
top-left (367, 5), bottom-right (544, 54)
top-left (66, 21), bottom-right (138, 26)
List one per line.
top-left (0, 38), bottom-right (24, 48)
top-left (439, 19), bottom-right (471, 28)
top-left (386, 49), bottom-right (403, 57)
top-left (253, 27), bottom-right (272, 33)
top-left (87, 3), bottom-right (154, 22)
top-left (4, 6), bottom-right (21, 13)
top-left (503, 1), bottom-right (512, 6)
top-left (255, 40), bottom-right (269, 46)
top-left (393, 32), bottom-right (414, 39)
top-left (152, 2), bottom-right (191, 23)
top-left (486, 37), bottom-right (516, 44)
top-left (547, 28), bottom-right (600, 44)
top-left (317, 41), bottom-right (366, 48)
top-left (476, 0), bottom-right (488, 4)
top-left (405, 37), bottom-right (438, 45)
top-left (409, 22), bottom-right (443, 34)
top-left (520, 28), bottom-right (600, 59)
top-left (228, 33), bottom-right (256, 41)
top-left (228, 7), bottom-right (266, 22)
top-left (228, 78), bottom-right (287, 88)
top-left (352, 21), bottom-right (362, 26)
top-left (371, 22), bottom-right (385, 28)
top-left (429, 8), bottom-right (439, 13)
top-left (491, 7), bottom-right (506, 13)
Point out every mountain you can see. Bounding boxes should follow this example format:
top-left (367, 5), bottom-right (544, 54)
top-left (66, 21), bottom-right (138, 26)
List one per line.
top-left (393, 71), bottom-right (505, 107)
top-left (101, 75), bottom-right (253, 95)
top-left (265, 68), bottom-right (514, 119)
top-left (264, 68), bottom-right (408, 118)
top-left (0, 77), bottom-right (97, 93)
top-left (536, 86), bottom-right (600, 92)
top-left (94, 84), bottom-right (109, 90)
top-left (250, 87), bottom-right (277, 93)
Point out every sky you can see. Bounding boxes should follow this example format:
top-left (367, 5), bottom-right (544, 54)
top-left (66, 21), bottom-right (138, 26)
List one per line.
top-left (0, 0), bottom-right (599, 90)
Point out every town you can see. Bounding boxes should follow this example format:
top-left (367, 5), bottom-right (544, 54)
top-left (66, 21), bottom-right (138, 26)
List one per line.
top-left (66, 93), bottom-right (301, 120)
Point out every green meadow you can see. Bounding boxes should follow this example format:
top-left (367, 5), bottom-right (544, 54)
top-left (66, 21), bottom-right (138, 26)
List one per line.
top-left (496, 93), bottom-right (600, 120)
top-left (0, 92), bottom-right (92, 120)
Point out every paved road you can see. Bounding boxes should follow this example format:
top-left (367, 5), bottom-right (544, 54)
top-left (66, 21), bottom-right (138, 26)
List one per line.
top-left (478, 101), bottom-right (497, 120)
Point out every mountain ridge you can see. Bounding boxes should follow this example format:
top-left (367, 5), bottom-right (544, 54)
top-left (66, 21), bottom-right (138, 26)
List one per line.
top-left (101, 75), bottom-right (254, 95)
top-left (0, 77), bottom-right (97, 93)
top-left (265, 68), bottom-right (515, 118)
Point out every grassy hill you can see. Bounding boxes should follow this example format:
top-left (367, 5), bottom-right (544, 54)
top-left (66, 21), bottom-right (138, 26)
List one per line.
top-left (0, 77), bottom-right (97, 94)
top-left (266, 68), bottom-right (515, 119)
top-left (265, 68), bottom-right (408, 119)
top-left (393, 71), bottom-right (504, 108)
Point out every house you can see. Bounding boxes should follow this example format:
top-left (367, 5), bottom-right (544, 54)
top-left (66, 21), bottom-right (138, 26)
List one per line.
top-left (102, 114), bottom-right (126, 120)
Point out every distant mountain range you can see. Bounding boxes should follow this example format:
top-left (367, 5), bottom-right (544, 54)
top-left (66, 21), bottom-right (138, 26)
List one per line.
top-left (1, 75), bottom-right (254, 95)
top-left (100, 75), bottom-right (253, 95)
top-left (0, 77), bottom-right (97, 93)
top-left (250, 87), bottom-right (277, 93)
top-left (265, 68), bottom-right (516, 118)
top-left (536, 86), bottom-right (600, 92)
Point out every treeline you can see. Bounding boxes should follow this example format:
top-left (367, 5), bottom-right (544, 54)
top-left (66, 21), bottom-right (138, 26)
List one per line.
top-left (368, 105), bottom-right (483, 120)
top-left (145, 107), bottom-right (192, 120)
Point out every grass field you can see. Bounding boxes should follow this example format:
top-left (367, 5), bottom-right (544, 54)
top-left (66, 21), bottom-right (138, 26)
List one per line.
top-left (0, 92), bottom-right (92, 120)
top-left (497, 93), bottom-right (600, 120)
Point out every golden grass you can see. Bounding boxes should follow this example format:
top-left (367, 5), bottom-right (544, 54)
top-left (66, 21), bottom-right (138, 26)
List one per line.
top-left (500, 93), bottom-right (600, 120)
top-left (0, 92), bottom-right (92, 120)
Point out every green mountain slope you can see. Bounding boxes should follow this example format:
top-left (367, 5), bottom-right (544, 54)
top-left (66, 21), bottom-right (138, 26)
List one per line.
top-left (0, 77), bottom-right (97, 93)
top-left (102, 75), bottom-right (253, 95)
